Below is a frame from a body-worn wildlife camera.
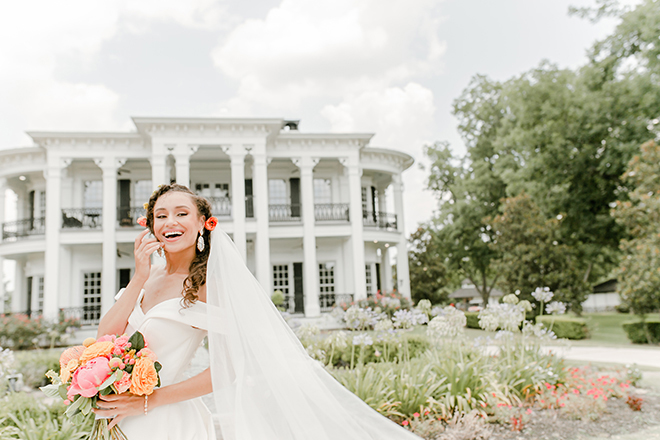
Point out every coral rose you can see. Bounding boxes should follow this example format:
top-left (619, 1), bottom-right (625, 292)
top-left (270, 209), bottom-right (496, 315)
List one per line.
top-left (204, 216), bottom-right (218, 231)
top-left (59, 345), bottom-right (85, 370)
top-left (137, 348), bottom-right (158, 362)
top-left (79, 341), bottom-right (114, 364)
top-left (137, 216), bottom-right (147, 227)
top-left (130, 358), bottom-right (159, 396)
top-left (67, 357), bottom-right (112, 399)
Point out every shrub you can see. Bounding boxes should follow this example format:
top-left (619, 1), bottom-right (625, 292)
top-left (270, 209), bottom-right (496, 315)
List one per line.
top-left (0, 314), bottom-right (80, 350)
top-left (13, 349), bottom-right (61, 389)
top-left (622, 319), bottom-right (660, 344)
top-left (464, 312), bottom-right (480, 329)
top-left (535, 315), bottom-right (588, 340)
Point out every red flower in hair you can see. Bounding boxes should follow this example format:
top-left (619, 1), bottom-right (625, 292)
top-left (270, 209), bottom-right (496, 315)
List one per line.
top-left (137, 216), bottom-right (148, 227)
top-left (205, 217), bottom-right (218, 231)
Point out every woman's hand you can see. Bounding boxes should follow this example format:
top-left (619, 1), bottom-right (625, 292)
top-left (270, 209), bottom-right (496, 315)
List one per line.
top-left (134, 229), bottom-right (162, 282)
top-left (94, 392), bottom-right (147, 429)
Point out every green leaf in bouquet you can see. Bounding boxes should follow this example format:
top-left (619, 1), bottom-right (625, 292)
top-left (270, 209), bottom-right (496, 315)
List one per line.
top-left (40, 383), bottom-right (62, 398)
top-left (79, 396), bottom-right (93, 416)
top-left (128, 331), bottom-right (145, 352)
top-left (65, 395), bottom-right (86, 418)
top-left (98, 370), bottom-right (123, 392)
top-left (154, 361), bottom-right (162, 372)
top-left (59, 384), bottom-right (68, 400)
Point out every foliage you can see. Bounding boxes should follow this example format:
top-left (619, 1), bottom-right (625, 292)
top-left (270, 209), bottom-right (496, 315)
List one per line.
top-left (13, 350), bottom-right (60, 389)
top-left (0, 314), bottom-right (80, 350)
top-left (613, 141), bottom-right (660, 318)
top-left (490, 194), bottom-right (590, 313)
top-left (535, 316), bottom-right (589, 340)
top-left (408, 225), bottom-right (454, 305)
top-left (270, 290), bottom-right (285, 310)
top-left (621, 319), bottom-right (660, 344)
top-left (464, 312), bottom-right (480, 329)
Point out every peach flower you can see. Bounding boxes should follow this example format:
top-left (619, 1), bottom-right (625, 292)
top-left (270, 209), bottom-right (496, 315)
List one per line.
top-left (60, 359), bottom-right (79, 383)
top-left (67, 357), bottom-right (112, 399)
top-left (79, 341), bottom-right (114, 364)
top-left (59, 345), bottom-right (85, 370)
top-left (137, 348), bottom-right (158, 362)
top-left (129, 358), bottom-right (159, 396)
top-left (115, 371), bottom-right (131, 394)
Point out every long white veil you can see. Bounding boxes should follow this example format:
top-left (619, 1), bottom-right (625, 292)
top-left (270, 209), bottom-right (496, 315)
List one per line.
top-left (205, 229), bottom-right (422, 440)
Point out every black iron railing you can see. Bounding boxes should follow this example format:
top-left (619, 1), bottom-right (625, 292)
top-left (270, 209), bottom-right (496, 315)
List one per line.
top-left (61, 209), bottom-right (103, 229)
top-left (60, 305), bottom-right (102, 326)
top-left (245, 195), bottom-right (254, 218)
top-left (207, 197), bottom-right (232, 217)
top-left (2, 217), bottom-right (46, 241)
top-left (320, 292), bottom-right (354, 312)
top-left (117, 207), bottom-right (146, 227)
top-left (362, 211), bottom-right (398, 230)
top-left (315, 204), bottom-right (350, 222)
top-left (269, 204), bottom-right (302, 222)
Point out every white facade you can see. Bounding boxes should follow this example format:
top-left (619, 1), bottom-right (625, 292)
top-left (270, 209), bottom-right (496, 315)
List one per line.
top-left (0, 117), bottom-right (413, 323)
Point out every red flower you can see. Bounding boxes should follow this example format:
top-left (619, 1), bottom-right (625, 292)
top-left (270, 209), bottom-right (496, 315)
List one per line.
top-left (205, 216), bottom-right (218, 231)
top-left (137, 216), bottom-right (147, 227)
top-left (413, 412), bottom-right (420, 418)
top-left (401, 421), bottom-right (409, 426)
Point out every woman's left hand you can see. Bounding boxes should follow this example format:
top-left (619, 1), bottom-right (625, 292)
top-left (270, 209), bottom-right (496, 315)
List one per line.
top-left (93, 392), bottom-right (148, 429)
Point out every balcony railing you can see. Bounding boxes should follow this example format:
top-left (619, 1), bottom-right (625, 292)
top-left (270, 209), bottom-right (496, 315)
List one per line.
top-left (117, 206), bottom-right (146, 227)
top-left (315, 204), bottom-right (350, 222)
top-left (269, 204), bottom-right (302, 222)
top-left (320, 292), bottom-right (354, 312)
top-left (362, 211), bottom-right (398, 230)
top-left (60, 305), bottom-right (102, 326)
top-left (62, 208), bottom-right (103, 229)
top-left (209, 197), bottom-right (232, 217)
top-left (2, 217), bottom-right (46, 241)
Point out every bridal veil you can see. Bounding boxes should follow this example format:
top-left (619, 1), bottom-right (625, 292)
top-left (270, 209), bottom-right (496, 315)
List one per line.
top-left (205, 229), bottom-right (421, 440)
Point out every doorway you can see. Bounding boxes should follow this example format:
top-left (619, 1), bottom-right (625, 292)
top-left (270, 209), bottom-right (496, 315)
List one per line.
top-left (293, 262), bottom-right (304, 314)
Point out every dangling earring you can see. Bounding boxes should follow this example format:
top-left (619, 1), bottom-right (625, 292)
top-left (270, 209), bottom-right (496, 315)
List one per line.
top-left (197, 228), bottom-right (205, 252)
top-left (157, 246), bottom-right (165, 258)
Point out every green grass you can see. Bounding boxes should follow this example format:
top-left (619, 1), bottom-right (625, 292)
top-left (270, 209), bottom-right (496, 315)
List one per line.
top-left (577, 312), bottom-right (660, 346)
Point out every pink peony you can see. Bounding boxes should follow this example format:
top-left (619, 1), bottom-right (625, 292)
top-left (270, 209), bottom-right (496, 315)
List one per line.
top-left (115, 371), bottom-right (131, 394)
top-left (67, 357), bottom-right (112, 399)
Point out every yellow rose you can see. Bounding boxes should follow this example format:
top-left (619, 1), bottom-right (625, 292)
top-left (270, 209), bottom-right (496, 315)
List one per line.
top-left (130, 358), bottom-right (159, 396)
top-left (79, 341), bottom-right (114, 364)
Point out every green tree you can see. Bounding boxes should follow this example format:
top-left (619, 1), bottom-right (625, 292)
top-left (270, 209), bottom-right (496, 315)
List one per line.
top-left (612, 140), bottom-right (660, 318)
top-left (408, 224), bottom-right (453, 305)
top-left (489, 194), bottom-right (590, 314)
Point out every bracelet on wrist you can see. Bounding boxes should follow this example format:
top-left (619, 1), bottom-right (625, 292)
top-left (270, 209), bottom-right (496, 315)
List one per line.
top-left (144, 394), bottom-right (148, 416)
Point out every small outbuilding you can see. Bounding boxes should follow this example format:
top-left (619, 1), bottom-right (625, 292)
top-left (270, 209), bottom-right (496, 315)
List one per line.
top-left (449, 280), bottom-right (503, 310)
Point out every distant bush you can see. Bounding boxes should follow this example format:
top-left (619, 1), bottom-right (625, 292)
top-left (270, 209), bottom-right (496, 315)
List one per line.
top-left (464, 312), bottom-right (480, 329)
top-left (622, 319), bottom-right (660, 344)
top-left (13, 349), bottom-right (61, 388)
top-left (536, 316), bottom-right (588, 340)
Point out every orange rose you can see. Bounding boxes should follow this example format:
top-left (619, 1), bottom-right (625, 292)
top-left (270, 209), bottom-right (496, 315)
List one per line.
top-left (60, 359), bottom-right (79, 383)
top-left (59, 345), bottom-right (85, 370)
top-left (79, 341), bottom-right (114, 364)
top-left (129, 358), bottom-right (159, 396)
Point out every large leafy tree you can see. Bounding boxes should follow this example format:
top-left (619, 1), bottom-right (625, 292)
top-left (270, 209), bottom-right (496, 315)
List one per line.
top-left (408, 224), bottom-right (454, 305)
top-left (612, 141), bottom-right (660, 317)
top-left (490, 194), bottom-right (590, 313)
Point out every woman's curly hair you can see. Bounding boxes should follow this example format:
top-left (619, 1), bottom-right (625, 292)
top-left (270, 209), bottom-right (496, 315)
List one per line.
top-left (145, 183), bottom-right (212, 307)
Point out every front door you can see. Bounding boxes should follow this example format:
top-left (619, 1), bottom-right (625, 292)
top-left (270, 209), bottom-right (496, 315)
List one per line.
top-left (293, 262), bottom-right (304, 314)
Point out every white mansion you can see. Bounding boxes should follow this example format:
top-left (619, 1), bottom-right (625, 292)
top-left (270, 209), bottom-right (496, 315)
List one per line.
top-left (0, 117), bottom-right (413, 324)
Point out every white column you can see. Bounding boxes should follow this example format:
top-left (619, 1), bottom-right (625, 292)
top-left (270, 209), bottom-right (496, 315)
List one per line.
top-left (12, 259), bottom-right (24, 313)
top-left (150, 142), bottom-right (168, 190)
top-left (43, 158), bottom-right (69, 319)
top-left (96, 157), bottom-right (125, 317)
top-left (392, 173), bottom-right (411, 298)
top-left (345, 157), bottom-right (367, 300)
top-left (383, 246), bottom-right (394, 292)
top-left (299, 156), bottom-right (320, 317)
top-left (0, 178), bottom-right (5, 313)
top-left (230, 147), bottom-right (246, 261)
top-left (174, 145), bottom-right (197, 188)
top-left (253, 151), bottom-right (271, 292)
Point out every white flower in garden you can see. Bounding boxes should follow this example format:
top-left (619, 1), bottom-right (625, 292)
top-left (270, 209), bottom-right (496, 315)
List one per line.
top-left (392, 310), bottom-right (414, 329)
top-left (478, 313), bottom-right (499, 332)
top-left (502, 294), bottom-right (519, 305)
top-left (296, 323), bottom-right (319, 340)
top-left (381, 297), bottom-right (401, 309)
top-left (518, 300), bottom-right (533, 312)
top-left (344, 306), bottom-right (379, 330)
top-left (430, 306), bottom-right (442, 317)
top-left (478, 302), bottom-right (526, 332)
top-left (522, 322), bottom-right (557, 340)
top-left (427, 306), bottom-right (467, 340)
top-left (412, 311), bottom-right (428, 325)
top-left (545, 301), bottom-right (566, 315)
top-left (416, 299), bottom-right (432, 316)
top-left (374, 318), bottom-right (393, 332)
top-left (0, 347), bottom-right (14, 386)
top-left (326, 331), bottom-right (348, 350)
top-left (352, 333), bottom-right (373, 346)
top-left (532, 287), bottom-right (554, 303)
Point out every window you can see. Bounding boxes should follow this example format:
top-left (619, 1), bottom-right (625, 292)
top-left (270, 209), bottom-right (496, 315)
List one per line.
top-left (273, 264), bottom-right (290, 310)
top-left (319, 262), bottom-right (336, 310)
top-left (269, 179), bottom-right (287, 204)
top-left (39, 191), bottom-right (46, 218)
top-left (83, 272), bottom-right (102, 325)
top-left (365, 264), bottom-right (373, 296)
top-left (83, 181), bottom-right (103, 208)
top-left (37, 276), bottom-right (44, 314)
top-left (313, 179), bottom-right (332, 204)
top-left (361, 187), bottom-right (368, 216)
top-left (134, 181), bottom-right (152, 207)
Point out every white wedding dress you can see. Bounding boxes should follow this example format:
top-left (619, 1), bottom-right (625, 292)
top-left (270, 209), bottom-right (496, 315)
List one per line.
top-left (114, 288), bottom-right (216, 440)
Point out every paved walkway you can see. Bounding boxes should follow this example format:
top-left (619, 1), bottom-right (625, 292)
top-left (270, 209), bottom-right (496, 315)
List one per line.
top-left (546, 345), bottom-right (660, 370)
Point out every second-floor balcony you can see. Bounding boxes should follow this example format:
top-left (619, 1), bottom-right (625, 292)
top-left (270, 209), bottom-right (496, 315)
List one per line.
top-left (315, 204), bottom-right (350, 221)
top-left (62, 208), bottom-right (103, 229)
top-left (269, 204), bottom-right (301, 222)
top-left (363, 211), bottom-right (398, 230)
top-left (1, 218), bottom-right (46, 241)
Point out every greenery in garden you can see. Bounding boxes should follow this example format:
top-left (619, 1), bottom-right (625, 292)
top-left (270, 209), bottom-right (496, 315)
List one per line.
top-left (0, 313), bottom-right (80, 350)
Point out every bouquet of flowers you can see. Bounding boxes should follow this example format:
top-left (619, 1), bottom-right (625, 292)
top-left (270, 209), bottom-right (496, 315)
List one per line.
top-left (41, 331), bottom-right (161, 440)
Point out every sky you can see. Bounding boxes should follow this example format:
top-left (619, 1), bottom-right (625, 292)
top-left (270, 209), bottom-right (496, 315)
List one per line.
top-left (0, 0), bottom-right (626, 235)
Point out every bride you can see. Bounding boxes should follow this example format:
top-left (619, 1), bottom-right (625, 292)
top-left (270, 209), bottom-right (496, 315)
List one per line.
top-left (93, 183), bottom-right (421, 440)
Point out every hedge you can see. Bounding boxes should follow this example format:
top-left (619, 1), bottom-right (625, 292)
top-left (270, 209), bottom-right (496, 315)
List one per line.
top-left (622, 319), bottom-right (660, 344)
top-left (535, 315), bottom-right (588, 340)
top-left (465, 312), bottom-right (480, 329)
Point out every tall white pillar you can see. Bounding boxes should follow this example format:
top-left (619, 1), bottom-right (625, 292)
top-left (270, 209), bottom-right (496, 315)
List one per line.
top-left (96, 157), bottom-right (125, 317)
top-left (43, 158), bottom-right (69, 319)
top-left (383, 246), bottom-right (394, 292)
top-left (299, 156), bottom-right (320, 317)
top-left (0, 178), bottom-right (5, 313)
top-left (174, 145), bottom-right (198, 188)
top-left (230, 147), bottom-right (246, 261)
top-left (253, 150), bottom-right (271, 292)
top-left (150, 143), bottom-right (168, 190)
top-left (345, 157), bottom-right (367, 300)
top-left (392, 173), bottom-right (411, 298)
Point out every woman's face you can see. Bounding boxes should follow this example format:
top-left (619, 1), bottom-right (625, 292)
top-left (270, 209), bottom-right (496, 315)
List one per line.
top-left (152, 191), bottom-right (205, 254)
